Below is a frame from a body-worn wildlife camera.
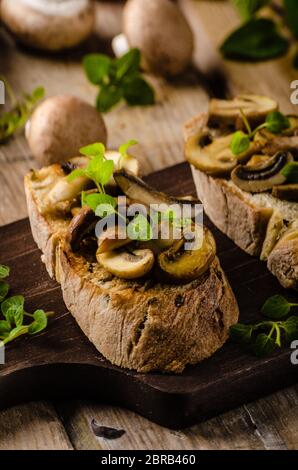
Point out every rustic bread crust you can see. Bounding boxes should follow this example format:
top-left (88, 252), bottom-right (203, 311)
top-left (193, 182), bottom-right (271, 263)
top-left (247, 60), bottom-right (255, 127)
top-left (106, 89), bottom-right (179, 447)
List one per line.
top-left (24, 168), bottom-right (239, 373)
top-left (183, 112), bottom-right (298, 289)
top-left (58, 246), bottom-right (238, 373)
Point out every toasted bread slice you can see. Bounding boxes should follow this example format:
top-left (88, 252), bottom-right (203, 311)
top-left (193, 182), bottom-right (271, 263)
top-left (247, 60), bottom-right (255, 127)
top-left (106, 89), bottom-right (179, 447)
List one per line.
top-left (24, 161), bottom-right (239, 373)
top-left (184, 113), bottom-right (298, 289)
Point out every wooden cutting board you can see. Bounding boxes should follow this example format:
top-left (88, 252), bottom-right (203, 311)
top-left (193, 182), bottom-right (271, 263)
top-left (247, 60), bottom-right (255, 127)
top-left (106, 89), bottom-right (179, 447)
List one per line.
top-left (0, 162), bottom-right (297, 429)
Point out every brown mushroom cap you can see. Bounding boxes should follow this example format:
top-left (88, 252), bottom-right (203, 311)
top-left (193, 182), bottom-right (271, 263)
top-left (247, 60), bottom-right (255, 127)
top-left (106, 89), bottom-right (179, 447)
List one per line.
top-left (26, 95), bottom-right (107, 167)
top-left (1, 0), bottom-right (94, 51)
top-left (123, 0), bottom-right (194, 76)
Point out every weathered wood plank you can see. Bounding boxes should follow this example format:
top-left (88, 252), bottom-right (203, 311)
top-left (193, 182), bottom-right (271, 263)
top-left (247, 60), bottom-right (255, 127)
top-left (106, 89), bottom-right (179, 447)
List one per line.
top-left (55, 401), bottom-right (265, 450)
top-left (0, 0), bottom-right (297, 451)
top-left (0, 402), bottom-right (73, 450)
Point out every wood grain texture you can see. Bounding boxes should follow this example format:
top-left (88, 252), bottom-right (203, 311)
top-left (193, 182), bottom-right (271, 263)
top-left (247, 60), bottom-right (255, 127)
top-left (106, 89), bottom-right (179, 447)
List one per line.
top-left (0, 402), bottom-right (73, 450)
top-left (0, 0), bottom-right (297, 451)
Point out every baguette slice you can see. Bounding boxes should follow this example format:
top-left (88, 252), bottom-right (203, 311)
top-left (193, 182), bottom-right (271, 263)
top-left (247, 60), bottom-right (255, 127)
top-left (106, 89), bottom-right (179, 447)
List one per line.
top-left (24, 162), bottom-right (239, 373)
top-left (184, 113), bottom-right (298, 289)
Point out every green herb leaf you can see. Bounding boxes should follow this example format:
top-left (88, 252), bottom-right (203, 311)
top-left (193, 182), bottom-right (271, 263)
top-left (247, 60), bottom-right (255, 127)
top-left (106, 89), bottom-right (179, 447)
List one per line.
top-left (220, 19), bottom-right (289, 61)
top-left (230, 131), bottom-right (250, 155)
top-left (96, 85), bottom-right (123, 113)
top-left (127, 214), bottom-right (153, 241)
top-left (231, 0), bottom-right (270, 20)
top-left (67, 168), bottom-right (86, 182)
top-left (115, 49), bottom-right (141, 81)
top-left (82, 192), bottom-right (116, 214)
top-left (282, 316), bottom-right (298, 342)
top-left (0, 265), bottom-right (10, 279)
top-left (123, 77), bottom-right (155, 106)
top-left (0, 320), bottom-right (11, 335)
top-left (83, 54), bottom-right (112, 85)
top-left (119, 140), bottom-right (138, 160)
top-left (3, 325), bottom-right (28, 344)
top-left (261, 295), bottom-right (292, 319)
top-left (94, 195), bottom-right (117, 218)
top-left (230, 323), bottom-right (254, 343)
top-left (265, 111), bottom-right (290, 134)
top-left (28, 309), bottom-right (48, 335)
top-left (253, 332), bottom-right (278, 357)
top-left (1, 295), bottom-right (24, 327)
top-left (284, 0), bottom-right (298, 38)
top-left (0, 281), bottom-right (9, 302)
top-left (281, 162), bottom-right (298, 183)
top-left (80, 143), bottom-right (105, 158)
top-left (0, 83), bottom-right (44, 143)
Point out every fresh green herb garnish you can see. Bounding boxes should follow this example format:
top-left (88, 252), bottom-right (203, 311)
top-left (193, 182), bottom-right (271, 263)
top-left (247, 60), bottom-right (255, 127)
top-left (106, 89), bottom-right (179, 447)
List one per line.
top-left (230, 110), bottom-right (290, 156)
top-left (281, 162), bottom-right (298, 183)
top-left (231, 130), bottom-right (251, 156)
top-left (220, 18), bottom-right (289, 61)
top-left (83, 49), bottom-right (155, 113)
top-left (70, 140), bottom-right (153, 242)
top-left (0, 78), bottom-right (45, 143)
top-left (0, 265), bottom-right (52, 345)
top-left (265, 111), bottom-right (290, 134)
top-left (0, 264), bottom-right (10, 303)
top-left (262, 294), bottom-right (298, 319)
top-left (230, 294), bottom-right (298, 357)
top-left (222, 1), bottom-right (298, 67)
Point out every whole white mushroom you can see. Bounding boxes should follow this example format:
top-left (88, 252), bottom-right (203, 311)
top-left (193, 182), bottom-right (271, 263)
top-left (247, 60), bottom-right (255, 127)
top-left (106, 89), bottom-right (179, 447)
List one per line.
top-left (1, 0), bottom-right (94, 51)
top-left (123, 0), bottom-right (194, 77)
top-left (26, 95), bottom-right (108, 166)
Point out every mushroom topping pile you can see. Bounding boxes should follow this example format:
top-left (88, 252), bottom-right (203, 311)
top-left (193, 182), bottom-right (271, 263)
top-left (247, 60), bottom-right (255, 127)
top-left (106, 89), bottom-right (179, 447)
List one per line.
top-left (185, 94), bottom-right (298, 200)
top-left (1, 0), bottom-right (94, 51)
top-left (53, 161), bottom-right (215, 283)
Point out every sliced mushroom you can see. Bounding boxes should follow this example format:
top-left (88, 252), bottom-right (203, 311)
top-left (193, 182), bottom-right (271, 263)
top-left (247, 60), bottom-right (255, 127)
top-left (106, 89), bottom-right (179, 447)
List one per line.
top-left (114, 170), bottom-right (200, 217)
top-left (97, 248), bottom-right (154, 279)
top-left (209, 95), bottom-right (278, 127)
top-left (185, 132), bottom-right (258, 176)
top-left (272, 184), bottom-right (298, 201)
top-left (105, 150), bottom-right (140, 187)
top-left (66, 206), bottom-right (97, 251)
top-left (158, 227), bottom-right (216, 282)
top-left (97, 226), bottom-right (131, 254)
top-left (231, 151), bottom-right (293, 193)
top-left (263, 135), bottom-right (298, 156)
top-left (41, 175), bottom-right (92, 214)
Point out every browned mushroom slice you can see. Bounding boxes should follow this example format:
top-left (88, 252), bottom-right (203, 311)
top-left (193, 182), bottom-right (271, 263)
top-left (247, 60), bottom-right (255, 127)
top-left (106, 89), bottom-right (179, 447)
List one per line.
top-left (209, 95), bottom-right (278, 127)
top-left (185, 132), bottom-right (258, 176)
top-left (263, 135), bottom-right (298, 156)
top-left (272, 184), bottom-right (298, 201)
top-left (231, 151), bottom-right (294, 193)
top-left (114, 170), bottom-right (200, 217)
top-left (97, 248), bottom-right (154, 279)
top-left (66, 206), bottom-right (98, 251)
top-left (157, 226), bottom-right (216, 282)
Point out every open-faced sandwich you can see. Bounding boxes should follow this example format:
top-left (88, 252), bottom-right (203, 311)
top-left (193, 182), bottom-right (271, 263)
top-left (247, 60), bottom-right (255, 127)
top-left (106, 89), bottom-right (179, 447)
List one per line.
top-left (24, 142), bottom-right (238, 373)
top-left (184, 95), bottom-right (298, 289)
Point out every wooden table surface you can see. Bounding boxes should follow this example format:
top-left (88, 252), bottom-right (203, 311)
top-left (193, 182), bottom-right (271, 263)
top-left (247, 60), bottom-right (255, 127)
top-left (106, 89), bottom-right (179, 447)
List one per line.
top-left (0, 0), bottom-right (298, 450)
